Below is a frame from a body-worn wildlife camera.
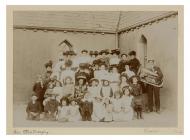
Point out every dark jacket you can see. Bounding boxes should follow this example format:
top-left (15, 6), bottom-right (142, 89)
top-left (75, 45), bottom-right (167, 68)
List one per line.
top-left (26, 101), bottom-right (42, 113)
top-left (128, 58), bottom-right (141, 74)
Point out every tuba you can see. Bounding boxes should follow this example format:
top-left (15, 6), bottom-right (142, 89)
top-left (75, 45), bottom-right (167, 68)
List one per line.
top-left (138, 66), bottom-right (163, 87)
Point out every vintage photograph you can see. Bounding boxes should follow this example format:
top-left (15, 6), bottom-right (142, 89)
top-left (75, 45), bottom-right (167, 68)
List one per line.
top-left (7, 6), bottom-right (183, 134)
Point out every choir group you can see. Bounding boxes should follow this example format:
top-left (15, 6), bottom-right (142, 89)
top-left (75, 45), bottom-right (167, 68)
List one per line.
top-left (26, 48), bottom-right (163, 122)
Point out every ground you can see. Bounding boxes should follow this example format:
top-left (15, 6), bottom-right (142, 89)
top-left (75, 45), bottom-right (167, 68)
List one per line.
top-left (13, 103), bottom-right (177, 127)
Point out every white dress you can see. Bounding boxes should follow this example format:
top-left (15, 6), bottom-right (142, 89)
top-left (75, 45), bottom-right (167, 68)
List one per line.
top-left (92, 100), bottom-right (105, 122)
top-left (58, 106), bottom-right (70, 122)
top-left (121, 96), bottom-right (134, 121)
top-left (52, 61), bottom-right (65, 80)
top-left (88, 86), bottom-right (101, 98)
top-left (60, 69), bottom-right (75, 84)
top-left (68, 105), bottom-right (81, 122)
top-left (112, 98), bottom-right (123, 121)
top-left (109, 73), bottom-right (120, 93)
top-left (109, 57), bottom-right (120, 65)
top-left (104, 104), bottom-right (113, 122)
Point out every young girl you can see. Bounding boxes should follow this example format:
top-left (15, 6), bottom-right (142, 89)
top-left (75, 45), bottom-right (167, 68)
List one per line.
top-left (112, 91), bottom-right (123, 121)
top-left (92, 97), bottom-right (105, 122)
top-left (88, 78), bottom-right (101, 98)
top-left (121, 86), bottom-right (134, 121)
top-left (122, 64), bottom-right (135, 79)
top-left (62, 76), bottom-right (75, 99)
top-left (68, 100), bottom-right (81, 122)
top-left (103, 97), bottom-right (113, 122)
top-left (130, 76), bottom-right (143, 119)
top-left (57, 97), bottom-right (70, 122)
top-left (74, 75), bottom-right (88, 101)
top-left (109, 65), bottom-right (120, 93)
top-left (119, 74), bottom-right (130, 92)
top-left (100, 79), bottom-right (113, 99)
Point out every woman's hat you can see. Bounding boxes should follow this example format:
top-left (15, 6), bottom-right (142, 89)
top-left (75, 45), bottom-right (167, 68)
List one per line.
top-left (90, 78), bottom-right (99, 83)
top-left (111, 49), bottom-right (120, 55)
top-left (99, 49), bottom-right (109, 55)
top-left (81, 49), bottom-right (88, 53)
top-left (44, 60), bottom-right (53, 68)
top-left (76, 75), bottom-right (87, 80)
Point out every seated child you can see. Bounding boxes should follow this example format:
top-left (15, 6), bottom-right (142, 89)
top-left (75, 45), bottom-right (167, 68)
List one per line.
top-left (92, 97), bottom-right (105, 122)
top-left (78, 92), bottom-right (93, 121)
top-left (88, 78), bottom-right (101, 98)
top-left (100, 79), bottom-right (113, 99)
top-left (130, 76), bottom-right (143, 119)
top-left (57, 97), bottom-right (70, 122)
top-left (112, 91), bottom-right (123, 121)
top-left (68, 100), bottom-right (81, 122)
top-left (121, 86), bottom-right (134, 121)
top-left (44, 94), bottom-right (59, 121)
top-left (26, 94), bottom-right (41, 121)
top-left (103, 97), bottom-right (113, 122)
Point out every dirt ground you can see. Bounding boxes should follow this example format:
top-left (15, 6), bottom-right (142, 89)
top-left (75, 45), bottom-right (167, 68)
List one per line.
top-left (13, 103), bottom-right (177, 127)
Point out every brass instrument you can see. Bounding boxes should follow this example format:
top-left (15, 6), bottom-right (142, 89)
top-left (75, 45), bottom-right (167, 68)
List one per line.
top-left (138, 67), bottom-right (163, 87)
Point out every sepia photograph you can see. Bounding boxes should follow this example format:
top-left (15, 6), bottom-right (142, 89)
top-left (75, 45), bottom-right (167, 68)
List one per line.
top-left (6, 5), bottom-right (183, 135)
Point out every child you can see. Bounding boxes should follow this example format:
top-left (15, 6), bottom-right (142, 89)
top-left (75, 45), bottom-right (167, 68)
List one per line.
top-left (68, 100), bottom-right (81, 122)
top-left (57, 97), bottom-right (70, 122)
top-left (112, 91), bottom-right (123, 121)
top-left (78, 92), bottom-right (93, 121)
top-left (26, 94), bottom-right (41, 121)
top-left (121, 86), bottom-right (134, 121)
top-left (87, 78), bottom-right (101, 98)
top-left (33, 75), bottom-right (46, 111)
top-left (122, 64), bottom-right (135, 79)
top-left (109, 65), bottom-right (120, 93)
top-left (60, 59), bottom-right (75, 85)
top-left (92, 97), bottom-right (105, 122)
top-left (100, 79), bottom-right (113, 99)
top-left (130, 76), bottom-right (143, 119)
top-left (44, 94), bottom-right (59, 121)
top-left (103, 98), bottom-right (113, 122)
top-left (62, 76), bottom-right (75, 99)
top-left (74, 75), bottom-right (88, 101)
top-left (119, 74), bottom-right (130, 92)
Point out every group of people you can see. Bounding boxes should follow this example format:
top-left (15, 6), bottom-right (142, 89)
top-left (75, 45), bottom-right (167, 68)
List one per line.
top-left (26, 48), bottom-right (163, 122)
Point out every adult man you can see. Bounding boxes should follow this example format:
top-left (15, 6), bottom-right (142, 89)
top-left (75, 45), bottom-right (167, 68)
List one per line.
top-left (146, 59), bottom-right (163, 113)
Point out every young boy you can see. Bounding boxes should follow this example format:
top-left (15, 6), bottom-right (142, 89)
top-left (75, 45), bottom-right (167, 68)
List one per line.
top-left (33, 75), bottom-right (46, 111)
top-left (26, 94), bottom-right (41, 120)
top-left (44, 94), bottom-right (60, 121)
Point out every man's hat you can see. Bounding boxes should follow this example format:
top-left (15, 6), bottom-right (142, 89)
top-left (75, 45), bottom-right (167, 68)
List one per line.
top-left (45, 60), bottom-right (53, 68)
top-left (81, 49), bottom-right (88, 53)
top-left (128, 50), bottom-right (136, 56)
top-left (99, 49), bottom-right (109, 55)
top-left (90, 51), bottom-right (99, 56)
top-left (111, 49), bottom-right (120, 55)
